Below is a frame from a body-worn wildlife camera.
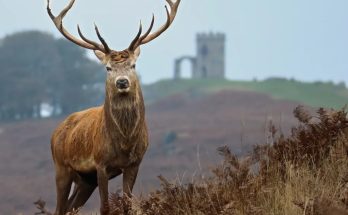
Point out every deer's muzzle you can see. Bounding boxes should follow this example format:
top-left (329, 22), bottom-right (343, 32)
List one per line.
top-left (115, 76), bottom-right (131, 92)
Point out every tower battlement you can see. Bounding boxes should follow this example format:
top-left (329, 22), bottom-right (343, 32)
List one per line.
top-left (196, 32), bottom-right (226, 41)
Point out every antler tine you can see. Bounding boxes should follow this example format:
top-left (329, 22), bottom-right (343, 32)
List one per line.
top-left (94, 24), bottom-right (112, 54)
top-left (47, 0), bottom-right (109, 53)
top-left (77, 25), bottom-right (101, 48)
top-left (128, 21), bottom-right (143, 51)
top-left (165, 0), bottom-right (174, 8)
top-left (128, 15), bottom-right (155, 51)
top-left (139, 14), bottom-right (155, 44)
top-left (139, 0), bottom-right (181, 45)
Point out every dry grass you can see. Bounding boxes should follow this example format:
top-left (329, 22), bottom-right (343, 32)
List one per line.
top-left (36, 106), bottom-right (348, 215)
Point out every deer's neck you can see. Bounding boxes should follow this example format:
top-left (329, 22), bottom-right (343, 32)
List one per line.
top-left (103, 89), bottom-right (145, 146)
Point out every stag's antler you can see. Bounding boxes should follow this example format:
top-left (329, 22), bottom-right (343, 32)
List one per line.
top-left (47, 0), bottom-right (181, 53)
top-left (128, 0), bottom-right (181, 51)
top-left (47, 0), bottom-right (111, 53)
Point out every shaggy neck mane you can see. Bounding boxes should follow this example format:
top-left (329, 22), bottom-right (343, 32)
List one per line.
top-left (103, 89), bottom-right (144, 147)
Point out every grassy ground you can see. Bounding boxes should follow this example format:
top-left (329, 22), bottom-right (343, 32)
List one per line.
top-left (143, 78), bottom-right (348, 109)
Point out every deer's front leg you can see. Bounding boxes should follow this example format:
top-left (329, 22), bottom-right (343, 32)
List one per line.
top-left (123, 164), bottom-right (140, 197)
top-left (97, 167), bottom-right (109, 215)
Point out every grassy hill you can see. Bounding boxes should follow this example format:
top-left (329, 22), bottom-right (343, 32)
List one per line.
top-left (143, 78), bottom-right (348, 109)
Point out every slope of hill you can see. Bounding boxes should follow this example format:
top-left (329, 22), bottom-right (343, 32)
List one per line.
top-left (4, 77), bottom-right (347, 213)
top-left (0, 88), bottom-right (304, 214)
top-left (143, 78), bottom-right (348, 109)
top-left (95, 107), bottom-right (348, 215)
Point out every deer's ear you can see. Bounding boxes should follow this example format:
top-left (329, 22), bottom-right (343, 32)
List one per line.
top-left (134, 47), bottom-right (141, 59)
top-left (94, 50), bottom-right (106, 64)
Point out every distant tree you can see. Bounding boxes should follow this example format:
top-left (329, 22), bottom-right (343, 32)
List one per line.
top-left (0, 31), bottom-right (104, 121)
top-left (49, 38), bottom-right (105, 114)
top-left (337, 81), bottom-right (346, 89)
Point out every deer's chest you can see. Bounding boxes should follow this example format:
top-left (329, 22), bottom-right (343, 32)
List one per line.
top-left (107, 144), bottom-right (138, 169)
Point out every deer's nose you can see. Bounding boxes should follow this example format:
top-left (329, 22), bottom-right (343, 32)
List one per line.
top-left (116, 78), bottom-right (130, 89)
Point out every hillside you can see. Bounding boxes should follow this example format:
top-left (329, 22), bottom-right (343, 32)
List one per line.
top-left (87, 107), bottom-right (348, 215)
top-left (0, 89), bottom-right (302, 214)
top-left (143, 78), bottom-right (348, 109)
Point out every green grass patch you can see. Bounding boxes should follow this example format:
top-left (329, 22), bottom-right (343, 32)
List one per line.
top-left (143, 78), bottom-right (348, 109)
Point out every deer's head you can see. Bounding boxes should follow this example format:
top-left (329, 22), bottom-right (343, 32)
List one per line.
top-left (47, 0), bottom-right (180, 98)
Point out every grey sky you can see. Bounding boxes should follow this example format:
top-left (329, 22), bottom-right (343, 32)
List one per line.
top-left (1, 0), bottom-right (347, 84)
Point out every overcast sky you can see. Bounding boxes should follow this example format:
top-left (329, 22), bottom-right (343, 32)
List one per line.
top-left (1, 0), bottom-right (347, 84)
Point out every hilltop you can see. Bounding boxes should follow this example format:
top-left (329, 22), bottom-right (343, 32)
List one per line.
top-left (143, 78), bottom-right (348, 109)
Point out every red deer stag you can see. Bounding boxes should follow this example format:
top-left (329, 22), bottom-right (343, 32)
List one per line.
top-left (46, 0), bottom-right (181, 214)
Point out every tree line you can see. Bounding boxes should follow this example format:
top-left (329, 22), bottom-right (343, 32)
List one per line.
top-left (0, 31), bottom-right (105, 121)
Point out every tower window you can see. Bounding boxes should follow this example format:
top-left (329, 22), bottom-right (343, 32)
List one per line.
top-left (200, 45), bottom-right (209, 57)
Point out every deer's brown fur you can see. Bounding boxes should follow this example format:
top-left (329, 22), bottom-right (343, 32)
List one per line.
top-left (47, 0), bottom-right (180, 214)
top-left (51, 49), bottom-right (148, 215)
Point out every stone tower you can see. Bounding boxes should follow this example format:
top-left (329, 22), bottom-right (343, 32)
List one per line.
top-left (194, 33), bottom-right (225, 79)
top-left (174, 32), bottom-right (226, 80)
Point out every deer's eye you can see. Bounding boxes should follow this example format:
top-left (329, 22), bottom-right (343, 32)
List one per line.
top-left (106, 67), bottom-right (112, 72)
top-left (131, 64), bottom-right (136, 69)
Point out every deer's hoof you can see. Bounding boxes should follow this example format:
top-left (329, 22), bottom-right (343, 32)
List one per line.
top-left (100, 205), bottom-right (110, 215)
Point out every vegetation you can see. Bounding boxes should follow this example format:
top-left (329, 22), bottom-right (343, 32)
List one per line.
top-left (143, 78), bottom-right (348, 109)
top-left (35, 106), bottom-right (348, 214)
top-left (107, 106), bottom-right (348, 215)
top-left (0, 31), bottom-right (104, 121)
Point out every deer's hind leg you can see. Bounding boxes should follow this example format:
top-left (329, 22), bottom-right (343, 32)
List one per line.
top-left (54, 166), bottom-right (73, 215)
top-left (66, 179), bottom-right (96, 212)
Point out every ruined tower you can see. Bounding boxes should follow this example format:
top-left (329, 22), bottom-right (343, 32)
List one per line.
top-left (194, 33), bottom-right (225, 79)
top-left (174, 32), bottom-right (226, 79)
